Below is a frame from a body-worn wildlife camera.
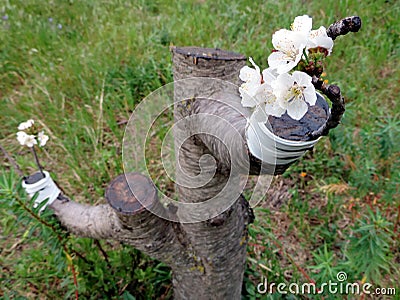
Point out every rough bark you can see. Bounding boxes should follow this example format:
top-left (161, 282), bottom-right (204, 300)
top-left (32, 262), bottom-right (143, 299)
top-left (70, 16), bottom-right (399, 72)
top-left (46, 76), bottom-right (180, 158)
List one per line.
top-left (50, 200), bottom-right (117, 240)
top-left (171, 47), bottom-right (253, 299)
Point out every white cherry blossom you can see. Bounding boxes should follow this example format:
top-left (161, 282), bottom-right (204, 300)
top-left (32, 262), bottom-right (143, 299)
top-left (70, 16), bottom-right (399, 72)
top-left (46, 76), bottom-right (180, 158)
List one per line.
top-left (38, 131), bottom-right (49, 147)
top-left (239, 57), bottom-right (263, 108)
top-left (256, 68), bottom-right (286, 118)
top-left (268, 15), bottom-right (334, 74)
top-left (308, 26), bottom-right (334, 54)
top-left (271, 71), bottom-right (316, 120)
top-left (240, 62), bottom-right (286, 120)
top-left (17, 131), bottom-right (37, 148)
top-left (253, 83), bottom-right (286, 120)
top-left (268, 29), bottom-right (307, 74)
top-left (18, 119), bottom-right (34, 130)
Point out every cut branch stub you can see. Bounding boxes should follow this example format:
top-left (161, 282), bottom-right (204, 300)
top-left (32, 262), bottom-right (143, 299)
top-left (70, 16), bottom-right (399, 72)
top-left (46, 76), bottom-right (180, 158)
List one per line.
top-left (268, 93), bottom-right (330, 141)
top-left (24, 171), bottom-right (45, 184)
top-left (327, 16), bottom-right (362, 40)
top-left (171, 46), bottom-right (246, 85)
top-left (172, 46), bottom-right (246, 61)
top-left (105, 172), bottom-right (158, 215)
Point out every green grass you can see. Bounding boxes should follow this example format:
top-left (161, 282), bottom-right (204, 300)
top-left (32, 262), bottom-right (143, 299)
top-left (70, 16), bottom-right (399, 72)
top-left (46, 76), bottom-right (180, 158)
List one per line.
top-left (1, 0), bottom-right (399, 298)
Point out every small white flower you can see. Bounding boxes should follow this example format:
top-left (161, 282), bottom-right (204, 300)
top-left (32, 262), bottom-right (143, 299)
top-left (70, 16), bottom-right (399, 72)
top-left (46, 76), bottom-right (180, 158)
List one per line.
top-left (292, 15), bottom-right (333, 54)
top-left (268, 29), bottom-right (307, 74)
top-left (268, 15), bottom-right (334, 73)
top-left (17, 131), bottom-right (37, 148)
top-left (239, 57), bottom-right (261, 83)
top-left (255, 68), bottom-right (286, 119)
top-left (38, 131), bottom-right (49, 147)
top-left (18, 119), bottom-right (35, 130)
top-left (240, 66), bottom-right (286, 121)
top-left (268, 15), bottom-right (312, 74)
top-left (271, 71), bottom-right (316, 120)
top-left (17, 131), bottom-right (27, 145)
top-left (262, 67), bottom-right (279, 83)
top-left (253, 83), bottom-right (286, 120)
top-left (239, 57), bottom-right (263, 108)
top-left (308, 26), bottom-right (334, 55)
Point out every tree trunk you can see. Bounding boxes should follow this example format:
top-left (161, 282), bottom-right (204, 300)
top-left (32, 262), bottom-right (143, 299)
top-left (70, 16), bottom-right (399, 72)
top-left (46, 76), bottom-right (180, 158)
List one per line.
top-left (47, 15), bottom-right (361, 296)
top-left (170, 47), bottom-right (251, 298)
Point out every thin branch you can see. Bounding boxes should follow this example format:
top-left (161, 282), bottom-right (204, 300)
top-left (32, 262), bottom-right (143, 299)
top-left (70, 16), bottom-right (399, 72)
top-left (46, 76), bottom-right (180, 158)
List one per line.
top-left (31, 146), bottom-right (44, 176)
top-left (326, 16), bottom-right (362, 40)
top-left (94, 239), bottom-right (112, 269)
top-left (308, 77), bottom-right (345, 140)
top-left (304, 16), bottom-right (361, 139)
top-left (71, 262), bottom-right (79, 300)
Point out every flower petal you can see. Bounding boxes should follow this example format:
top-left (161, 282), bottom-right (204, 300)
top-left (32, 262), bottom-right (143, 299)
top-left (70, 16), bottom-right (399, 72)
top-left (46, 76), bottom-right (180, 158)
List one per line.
top-left (286, 97), bottom-right (309, 120)
top-left (303, 86), bottom-right (317, 106)
top-left (292, 15), bottom-right (312, 33)
top-left (239, 57), bottom-right (262, 83)
top-left (252, 103), bottom-right (269, 122)
top-left (268, 52), bottom-right (300, 74)
top-left (265, 101), bottom-right (286, 117)
top-left (261, 68), bottom-right (278, 85)
top-left (240, 82), bottom-right (264, 107)
top-left (249, 57), bottom-right (260, 73)
top-left (17, 131), bottom-right (28, 145)
top-left (271, 73), bottom-right (294, 99)
top-left (292, 71), bottom-right (312, 86)
top-left (38, 131), bottom-right (49, 147)
top-left (239, 66), bottom-right (260, 83)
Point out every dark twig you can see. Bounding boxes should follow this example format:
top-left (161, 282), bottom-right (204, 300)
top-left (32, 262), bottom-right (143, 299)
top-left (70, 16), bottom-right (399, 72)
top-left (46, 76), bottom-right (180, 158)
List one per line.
top-left (308, 76), bottom-right (345, 140)
top-left (94, 239), bottom-right (112, 269)
top-left (0, 143), bottom-right (24, 177)
top-left (304, 16), bottom-right (361, 140)
top-left (31, 146), bottom-right (44, 177)
top-left (326, 16), bottom-right (362, 40)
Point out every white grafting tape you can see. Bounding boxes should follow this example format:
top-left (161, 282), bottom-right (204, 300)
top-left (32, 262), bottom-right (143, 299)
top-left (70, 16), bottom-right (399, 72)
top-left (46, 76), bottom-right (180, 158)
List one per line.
top-left (22, 170), bottom-right (61, 212)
